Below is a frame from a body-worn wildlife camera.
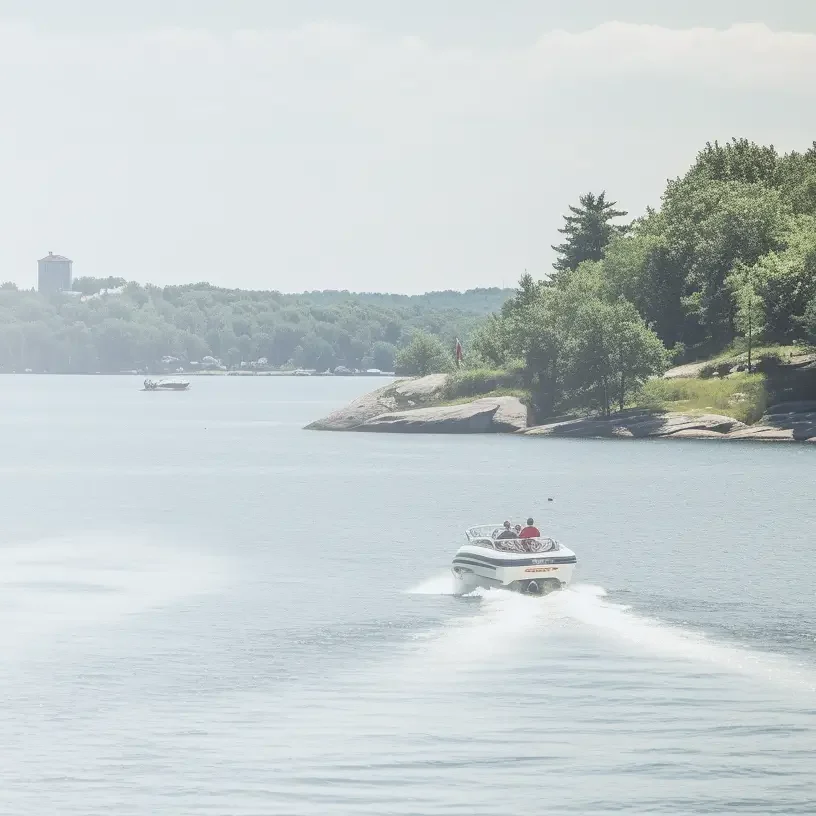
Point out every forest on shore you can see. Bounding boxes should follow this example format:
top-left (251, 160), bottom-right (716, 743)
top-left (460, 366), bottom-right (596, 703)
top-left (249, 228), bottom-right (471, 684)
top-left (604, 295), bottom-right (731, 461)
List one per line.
top-left (0, 282), bottom-right (509, 374)
top-left (450, 138), bottom-right (816, 417)
top-left (2, 138), bottom-right (815, 400)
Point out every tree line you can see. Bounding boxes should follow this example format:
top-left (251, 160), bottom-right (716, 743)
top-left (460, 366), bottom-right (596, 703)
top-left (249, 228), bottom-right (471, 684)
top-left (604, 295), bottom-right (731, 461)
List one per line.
top-left (0, 282), bottom-right (510, 374)
top-left (3, 136), bottom-right (814, 393)
top-left (468, 138), bottom-right (816, 417)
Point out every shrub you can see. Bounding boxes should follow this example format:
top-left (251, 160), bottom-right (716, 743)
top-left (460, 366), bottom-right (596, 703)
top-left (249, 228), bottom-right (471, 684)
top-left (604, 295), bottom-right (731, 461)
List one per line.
top-left (441, 367), bottom-right (526, 401)
top-left (637, 373), bottom-right (767, 423)
top-left (394, 331), bottom-right (452, 376)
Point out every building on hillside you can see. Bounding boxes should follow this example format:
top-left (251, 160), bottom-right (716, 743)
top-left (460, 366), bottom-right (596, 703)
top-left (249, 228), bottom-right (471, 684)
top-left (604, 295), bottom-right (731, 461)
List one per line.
top-left (38, 252), bottom-right (73, 293)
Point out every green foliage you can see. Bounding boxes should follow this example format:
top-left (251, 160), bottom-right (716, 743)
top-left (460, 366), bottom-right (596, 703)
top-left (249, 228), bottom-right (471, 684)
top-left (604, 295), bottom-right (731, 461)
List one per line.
top-left (469, 315), bottom-right (514, 368)
top-left (801, 298), bottom-right (816, 343)
top-left (742, 218), bottom-right (816, 342)
top-left (441, 368), bottom-right (526, 401)
top-left (638, 373), bottom-right (767, 424)
top-left (563, 294), bottom-right (668, 415)
top-left (0, 286), bottom-right (511, 373)
top-left (690, 343), bottom-right (813, 381)
top-left (6, 133), bottom-right (813, 415)
top-left (689, 139), bottom-right (782, 187)
top-left (601, 225), bottom-right (686, 347)
top-left (551, 192), bottom-right (628, 278)
top-left (599, 139), bottom-right (816, 359)
top-left (473, 137), bottom-right (815, 422)
top-left (689, 137), bottom-right (816, 217)
top-left (438, 388), bottom-right (530, 407)
top-left (777, 144), bottom-right (816, 216)
top-left (393, 331), bottom-right (453, 377)
top-left (799, 296), bottom-right (816, 344)
top-left (725, 264), bottom-right (765, 358)
top-left (485, 265), bottom-right (668, 418)
top-left (661, 175), bottom-right (788, 346)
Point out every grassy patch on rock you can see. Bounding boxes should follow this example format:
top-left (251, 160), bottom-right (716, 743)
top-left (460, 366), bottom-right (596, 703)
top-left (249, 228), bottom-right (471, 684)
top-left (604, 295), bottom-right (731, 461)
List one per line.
top-left (708, 340), bottom-right (815, 363)
top-left (441, 367), bottom-right (525, 399)
top-left (699, 343), bottom-right (815, 376)
top-left (432, 368), bottom-right (530, 409)
top-left (637, 373), bottom-right (767, 424)
top-left (437, 388), bottom-right (531, 407)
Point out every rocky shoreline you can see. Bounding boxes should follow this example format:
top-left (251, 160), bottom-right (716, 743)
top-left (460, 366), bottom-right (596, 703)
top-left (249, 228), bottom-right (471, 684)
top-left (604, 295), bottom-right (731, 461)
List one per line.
top-left (522, 407), bottom-right (816, 442)
top-left (305, 375), bottom-right (816, 442)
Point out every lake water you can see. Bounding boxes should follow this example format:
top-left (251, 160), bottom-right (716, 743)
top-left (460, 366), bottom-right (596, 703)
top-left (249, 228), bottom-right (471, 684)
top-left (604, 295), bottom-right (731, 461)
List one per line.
top-left (0, 375), bottom-right (814, 815)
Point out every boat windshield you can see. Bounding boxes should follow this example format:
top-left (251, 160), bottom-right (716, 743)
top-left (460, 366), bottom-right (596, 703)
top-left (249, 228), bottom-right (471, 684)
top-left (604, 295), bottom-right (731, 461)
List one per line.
top-left (465, 525), bottom-right (559, 553)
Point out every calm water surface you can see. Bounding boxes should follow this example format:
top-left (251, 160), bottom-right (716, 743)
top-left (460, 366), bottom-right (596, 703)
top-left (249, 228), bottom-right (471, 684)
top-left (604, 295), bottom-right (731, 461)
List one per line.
top-left (0, 376), bottom-right (814, 815)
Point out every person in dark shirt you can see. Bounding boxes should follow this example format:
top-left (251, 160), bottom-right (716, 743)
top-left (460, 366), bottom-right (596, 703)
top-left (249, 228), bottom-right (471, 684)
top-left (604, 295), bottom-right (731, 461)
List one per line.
top-left (519, 518), bottom-right (541, 538)
top-left (496, 520), bottom-right (518, 540)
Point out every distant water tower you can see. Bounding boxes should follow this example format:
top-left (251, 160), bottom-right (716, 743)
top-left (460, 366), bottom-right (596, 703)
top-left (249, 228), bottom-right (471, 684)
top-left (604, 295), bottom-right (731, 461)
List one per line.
top-left (37, 251), bottom-right (73, 294)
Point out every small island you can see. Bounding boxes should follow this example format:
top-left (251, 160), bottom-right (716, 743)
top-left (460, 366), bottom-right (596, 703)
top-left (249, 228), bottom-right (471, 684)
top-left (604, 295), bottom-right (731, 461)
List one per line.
top-left (308, 139), bottom-right (816, 443)
top-left (305, 367), bottom-right (816, 442)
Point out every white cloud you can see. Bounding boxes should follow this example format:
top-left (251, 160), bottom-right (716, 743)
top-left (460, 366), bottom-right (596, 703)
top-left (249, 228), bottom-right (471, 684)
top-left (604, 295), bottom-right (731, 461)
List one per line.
top-left (0, 21), bottom-right (813, 291)
top-left (529, 22), bottom-right (816, 86)
top-left (2, 21), bottom-right (813, 122)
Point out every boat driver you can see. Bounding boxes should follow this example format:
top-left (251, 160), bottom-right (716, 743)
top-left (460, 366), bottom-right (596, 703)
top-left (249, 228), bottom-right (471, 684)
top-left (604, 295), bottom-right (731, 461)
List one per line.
top-left (496, 521), bottom-right (518, 540)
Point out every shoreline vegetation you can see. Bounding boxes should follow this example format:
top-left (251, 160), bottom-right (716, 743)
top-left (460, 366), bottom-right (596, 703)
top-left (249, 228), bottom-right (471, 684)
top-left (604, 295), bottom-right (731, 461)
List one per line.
top-left (0, 284), bottom-right (511, 376)
top-left (308, 138), bottom-right (816, 442)
top-left (305, 368), bottom-right (816, 442)
top-left (4, 136), bottom-right (816, 443)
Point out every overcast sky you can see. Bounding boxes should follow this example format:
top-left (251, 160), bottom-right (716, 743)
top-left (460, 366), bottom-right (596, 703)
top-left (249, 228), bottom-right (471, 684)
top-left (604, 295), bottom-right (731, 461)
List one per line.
top-left (1, 1), bottom-right (815, 292)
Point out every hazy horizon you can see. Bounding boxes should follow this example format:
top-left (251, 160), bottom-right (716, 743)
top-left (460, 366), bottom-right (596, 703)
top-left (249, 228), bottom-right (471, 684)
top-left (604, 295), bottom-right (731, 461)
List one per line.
top-left (2, 1), bottom-right (815, 293)
top-left (13, 278), bottom-right (517, 296)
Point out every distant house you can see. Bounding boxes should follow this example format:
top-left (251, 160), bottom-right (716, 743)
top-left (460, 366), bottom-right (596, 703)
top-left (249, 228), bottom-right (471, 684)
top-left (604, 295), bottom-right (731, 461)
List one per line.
top-left (82, 285), bottom-right (124, 301)
top-left (38, 252), bottom-right (73, 294)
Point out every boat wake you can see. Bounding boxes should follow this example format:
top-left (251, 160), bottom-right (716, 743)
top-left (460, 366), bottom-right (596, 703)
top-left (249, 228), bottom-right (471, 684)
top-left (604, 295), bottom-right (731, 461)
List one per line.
top-left (406, 578), bottom-right (816, 693)
top-left (552, 585), bottom-right (816, 690)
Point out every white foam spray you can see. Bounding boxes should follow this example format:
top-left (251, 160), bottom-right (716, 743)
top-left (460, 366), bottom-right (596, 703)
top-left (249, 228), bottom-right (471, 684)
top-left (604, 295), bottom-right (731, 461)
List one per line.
top-left (397, 582), bottom-right (560, 684)
top-left (550, 585), bottom-right (816, 691)
top-left (406, 576), bottom-right (816, 694)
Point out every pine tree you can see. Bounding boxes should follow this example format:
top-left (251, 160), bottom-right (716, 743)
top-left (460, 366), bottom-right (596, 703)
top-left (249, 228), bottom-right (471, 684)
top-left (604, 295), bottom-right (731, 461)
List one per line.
top-left (551, 192), bottom-right (628, 280)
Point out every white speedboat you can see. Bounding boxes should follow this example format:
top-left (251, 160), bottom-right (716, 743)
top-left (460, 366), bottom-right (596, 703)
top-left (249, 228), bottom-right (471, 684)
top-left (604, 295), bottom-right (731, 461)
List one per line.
top-left (451, 524), bottom-right (577, 595)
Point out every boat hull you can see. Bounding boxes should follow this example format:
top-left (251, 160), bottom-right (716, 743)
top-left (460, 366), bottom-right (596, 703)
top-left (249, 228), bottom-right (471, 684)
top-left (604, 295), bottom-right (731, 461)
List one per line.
top-left (451, 544), bottom-right (576, 595)
top-left (142, 379), bottom-right (190, 391)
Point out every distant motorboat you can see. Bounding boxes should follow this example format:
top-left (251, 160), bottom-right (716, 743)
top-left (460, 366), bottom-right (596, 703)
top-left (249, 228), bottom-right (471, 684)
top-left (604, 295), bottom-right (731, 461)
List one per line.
top-left (142, 378), bottom-right (190, 391)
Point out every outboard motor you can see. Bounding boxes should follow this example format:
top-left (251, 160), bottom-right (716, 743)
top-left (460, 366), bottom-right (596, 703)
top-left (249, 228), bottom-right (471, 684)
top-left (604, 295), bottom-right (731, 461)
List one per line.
top-left (524, 578), bottom-right (562, 595)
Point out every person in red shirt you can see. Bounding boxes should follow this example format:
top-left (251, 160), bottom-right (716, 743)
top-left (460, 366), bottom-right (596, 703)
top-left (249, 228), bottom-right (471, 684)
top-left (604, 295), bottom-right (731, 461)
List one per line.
top-left (518, 518), bottom-right (540, 538)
